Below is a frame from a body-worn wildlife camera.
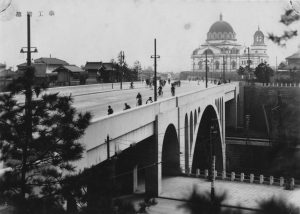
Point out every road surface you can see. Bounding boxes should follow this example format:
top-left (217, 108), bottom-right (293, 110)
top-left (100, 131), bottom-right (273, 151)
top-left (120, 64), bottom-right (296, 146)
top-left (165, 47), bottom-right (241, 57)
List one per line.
top-left (71, 80), bottom-right (214, 120)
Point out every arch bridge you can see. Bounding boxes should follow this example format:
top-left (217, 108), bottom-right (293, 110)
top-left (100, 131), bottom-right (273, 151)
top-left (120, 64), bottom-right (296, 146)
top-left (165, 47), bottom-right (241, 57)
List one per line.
top-left (77, 83), bottom-right (239, 196)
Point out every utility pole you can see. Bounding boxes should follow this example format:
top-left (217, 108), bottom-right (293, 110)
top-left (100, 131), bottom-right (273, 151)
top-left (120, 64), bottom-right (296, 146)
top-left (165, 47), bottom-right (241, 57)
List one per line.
top-left (151, 39), bottom-right (160, 101)
top-left (205, 50), bottom-right (208, 88)
top-left (223, 55), bottom-right (225, 83)
top-left (247, 47), bottom-right (251, 82)
top-left (119, 51), bottom-right (125, 90)
top-left (275, 56), bottom-right (278, 81)
top-left (209, 125), bottom-right (216, 203)
top-left (106, 135), bottom-right (110, 160)
top-left (19, 12), bottom-right (37, 201)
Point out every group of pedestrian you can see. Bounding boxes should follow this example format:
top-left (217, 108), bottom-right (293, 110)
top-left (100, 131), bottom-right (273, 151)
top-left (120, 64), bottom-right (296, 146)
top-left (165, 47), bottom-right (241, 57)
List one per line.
top-left (108, 79), bottom-right (179, 115)
top-left (108, 102), bottom-right (131, 115)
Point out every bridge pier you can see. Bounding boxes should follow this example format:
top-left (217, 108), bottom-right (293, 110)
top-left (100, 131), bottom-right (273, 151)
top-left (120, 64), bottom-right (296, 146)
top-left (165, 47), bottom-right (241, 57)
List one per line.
top-left (145, 116), bottom-right (161, 197)
top-left (225, 91), bottom-right (238, 129)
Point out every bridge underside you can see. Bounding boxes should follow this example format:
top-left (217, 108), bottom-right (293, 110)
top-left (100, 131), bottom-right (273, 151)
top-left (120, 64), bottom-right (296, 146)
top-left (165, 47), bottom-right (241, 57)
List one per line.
top-left (192, 105), bottom-right (223, 173)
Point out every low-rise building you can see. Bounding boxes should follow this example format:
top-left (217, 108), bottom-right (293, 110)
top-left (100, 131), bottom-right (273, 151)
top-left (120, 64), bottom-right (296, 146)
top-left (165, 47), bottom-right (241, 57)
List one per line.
top-left (84, 61), bottom-right (118, 83)
top-left (53, 65), bottom-right (86, 86)
top-left (34, 57), bottom-right (69, 74)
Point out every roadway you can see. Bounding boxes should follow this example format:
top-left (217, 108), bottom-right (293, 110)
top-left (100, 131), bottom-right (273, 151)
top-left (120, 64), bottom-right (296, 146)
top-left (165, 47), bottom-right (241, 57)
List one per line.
top-left (11, 80), bottom-right (214, 120)
top-left (70, 80), bottom-right (214, 120)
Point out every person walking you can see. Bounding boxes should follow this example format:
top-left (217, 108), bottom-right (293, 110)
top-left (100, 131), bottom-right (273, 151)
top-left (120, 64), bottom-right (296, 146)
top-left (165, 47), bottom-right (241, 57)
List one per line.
top-left (146, 97), bottom-right (153, 104)
top-left (171, 84), bottom-right (175, 96)
top-left (136, 92), bottom-right (142, 106)
top-left (124, 103), bottom-right (131, 110)
top-left (108, 105), bottom-right (114, 115)
top-left (158, 85), bottom-right (163, 96)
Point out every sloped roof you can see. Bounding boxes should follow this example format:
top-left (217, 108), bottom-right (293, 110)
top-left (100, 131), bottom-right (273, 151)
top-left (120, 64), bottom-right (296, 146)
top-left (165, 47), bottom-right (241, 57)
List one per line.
top-left (34, 57), bottom-right (69, 65)
top-left (101, 63), bottom-right (115, 70)
top-left (0, 69), bottom-right (15, 77)
top-left (85, 62), bottom-right (102, 70)
top-left (53, 65), bottom-right (84, 73)
top-left (286, 52), bottom-right (300, 59)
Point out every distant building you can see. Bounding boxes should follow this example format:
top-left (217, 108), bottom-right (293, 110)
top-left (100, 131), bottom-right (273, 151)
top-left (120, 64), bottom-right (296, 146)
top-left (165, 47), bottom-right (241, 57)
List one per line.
top-left (84, 61), bottom-right (118, 83)
top-left (0, 63), bottom-right (6, 72)
top-left (84, 62), bottom-right (102, 82)
top-left (286, 50), bottom-right (300, 70)
top-left (17, 63), bottom-right (47, 77)
top-left (17, 57), bottom-right (69, 76)
top-left (52, 65), bottom-right (86, 86)
top-left (191, 14), bottom-right (269, 72)
top-left (34, 57), bottom-right (69, 74)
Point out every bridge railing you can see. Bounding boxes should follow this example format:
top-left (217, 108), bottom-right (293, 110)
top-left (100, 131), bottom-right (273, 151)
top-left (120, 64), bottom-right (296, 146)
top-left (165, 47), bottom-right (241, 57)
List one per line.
top-left (176, 83), bottom-right (237, 106)
top-left (186, 169), bottom-right (298, 189)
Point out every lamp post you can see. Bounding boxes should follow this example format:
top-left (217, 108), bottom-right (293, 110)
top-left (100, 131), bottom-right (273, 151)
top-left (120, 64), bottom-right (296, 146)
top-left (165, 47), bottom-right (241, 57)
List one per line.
top-left (209, 125), bottom-right (217, 203)
top-left (151, 38), bottom-right (160, 101)
top-left (17, 10), bottom-right (53, 200)
top-left (205, 50), bottom-right (208, 88)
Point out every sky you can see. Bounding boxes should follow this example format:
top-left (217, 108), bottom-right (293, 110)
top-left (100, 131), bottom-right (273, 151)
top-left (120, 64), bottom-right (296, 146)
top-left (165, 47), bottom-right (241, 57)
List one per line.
top-left (0, 0), bottom-right (300, 72)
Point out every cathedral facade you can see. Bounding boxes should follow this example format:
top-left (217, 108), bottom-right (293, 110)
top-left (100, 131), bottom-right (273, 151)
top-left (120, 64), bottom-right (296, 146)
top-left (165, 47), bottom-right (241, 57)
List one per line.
top-left (191, 14), bottom-right (269, 72)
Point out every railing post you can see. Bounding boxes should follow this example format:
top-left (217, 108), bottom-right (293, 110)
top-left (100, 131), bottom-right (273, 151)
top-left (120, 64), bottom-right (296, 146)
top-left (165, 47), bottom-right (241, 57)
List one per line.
top-left (240, 173), bottom-right (244, 182)
top-left (259, 175), bottom-right (264, 184)
top-left (250, 174), bottom-right (254, 183)
top-left (231, 172), bottom-right (235, 181)
top-left (280, 177), bottom-right (284, 187)
top-left (222, 170), bottom-right (226, 180)
top-left (290, 178), bottom-right (295, 189)
top-left (269, 176), bottom-right (274, 185)
top-left (204, 169), bottom-right (209, 179)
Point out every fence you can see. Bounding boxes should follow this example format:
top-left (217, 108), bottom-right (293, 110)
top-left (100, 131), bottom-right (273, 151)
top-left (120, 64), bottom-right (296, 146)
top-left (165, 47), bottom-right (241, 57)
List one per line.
top-left (185, 169), bottom-right (298, 189)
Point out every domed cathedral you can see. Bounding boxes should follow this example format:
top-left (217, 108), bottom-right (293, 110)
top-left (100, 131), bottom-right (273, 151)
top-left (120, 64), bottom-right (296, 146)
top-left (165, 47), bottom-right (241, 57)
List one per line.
top-left (191, 14), bottom-right (269, 73)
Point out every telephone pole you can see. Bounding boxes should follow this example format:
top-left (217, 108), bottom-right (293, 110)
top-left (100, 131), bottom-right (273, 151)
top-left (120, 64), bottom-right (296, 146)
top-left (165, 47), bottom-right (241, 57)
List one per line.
top-left (247, 47), bottom-right (251, 83)
top-left (19, 12), bottom-right (38, 201)
top-left (151, 39), bottom-right (160, 101)
top-left (119, 51), bottom-right (125, 89)
top-left (205, 50), bottom-right (208, 88)
top-left (223, 55), bottom-right (226, 83)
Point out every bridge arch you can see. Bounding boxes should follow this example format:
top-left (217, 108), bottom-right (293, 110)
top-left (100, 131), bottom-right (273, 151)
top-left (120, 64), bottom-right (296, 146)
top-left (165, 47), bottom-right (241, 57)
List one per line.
top-left (184, 114), bottom-right (189, 172)
top-left (191, 105), bottom-right (223, 173)
top-left (194, 110), bottom-right (197, 130)
top-left (189, 111), bottom-right (193, 152)
top-left (162, 124), bottom-right (181, 176)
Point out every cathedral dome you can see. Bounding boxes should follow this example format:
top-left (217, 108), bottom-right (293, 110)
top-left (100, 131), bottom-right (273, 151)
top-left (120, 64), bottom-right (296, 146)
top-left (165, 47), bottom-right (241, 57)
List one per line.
top-left (207, 14), bottom-right (236, 41)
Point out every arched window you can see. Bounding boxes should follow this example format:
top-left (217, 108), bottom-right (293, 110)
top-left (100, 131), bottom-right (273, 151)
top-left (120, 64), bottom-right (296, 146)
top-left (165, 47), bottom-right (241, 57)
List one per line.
top-left (213, 32), bottom-right (217, 39)
top-left (231, 61), bottom-right (236, 69)
top-left (224, 32), bottom-right (227, 39)
top-left (218, 32), bottom-right (222, 39)
top-left (215, 61), bottom-right (220, 70)
top-left (198, 61), bottom-right (203, 70)
top-left (203, 49), bottom-right (214, 55)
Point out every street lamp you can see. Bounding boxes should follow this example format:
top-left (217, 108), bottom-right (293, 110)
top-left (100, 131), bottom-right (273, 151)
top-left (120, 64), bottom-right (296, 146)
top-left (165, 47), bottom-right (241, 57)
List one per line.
top-left (209, 124), bottom-right (218, 203)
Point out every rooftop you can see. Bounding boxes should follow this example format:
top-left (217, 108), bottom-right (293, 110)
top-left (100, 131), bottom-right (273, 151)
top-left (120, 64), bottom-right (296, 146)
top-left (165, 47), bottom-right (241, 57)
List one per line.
top-left (34, 57), bottom-right (69, 65)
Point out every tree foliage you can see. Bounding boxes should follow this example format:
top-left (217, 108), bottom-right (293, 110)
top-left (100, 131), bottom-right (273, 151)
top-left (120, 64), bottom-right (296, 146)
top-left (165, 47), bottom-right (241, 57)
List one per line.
top-left (254, 63), bottom-right (274, 83)
top-left (180, 187), bottom-right (299, 214)
top-left (268, 9), bottom-right (300, 46)
top-left (0, 66), bottom-right (92, 213)
top-left (236, 66), bottom-right (245, 76)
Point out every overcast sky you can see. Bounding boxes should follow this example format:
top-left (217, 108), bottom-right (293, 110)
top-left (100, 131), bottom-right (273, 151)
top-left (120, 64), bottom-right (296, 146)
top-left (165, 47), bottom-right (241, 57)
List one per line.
top-left (0, 0), bottom-right (300, 72)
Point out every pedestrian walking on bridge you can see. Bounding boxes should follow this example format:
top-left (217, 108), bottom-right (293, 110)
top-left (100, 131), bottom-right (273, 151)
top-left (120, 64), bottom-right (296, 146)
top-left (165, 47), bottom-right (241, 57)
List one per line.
top-left (108, 105), bottom-right (114, 115)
